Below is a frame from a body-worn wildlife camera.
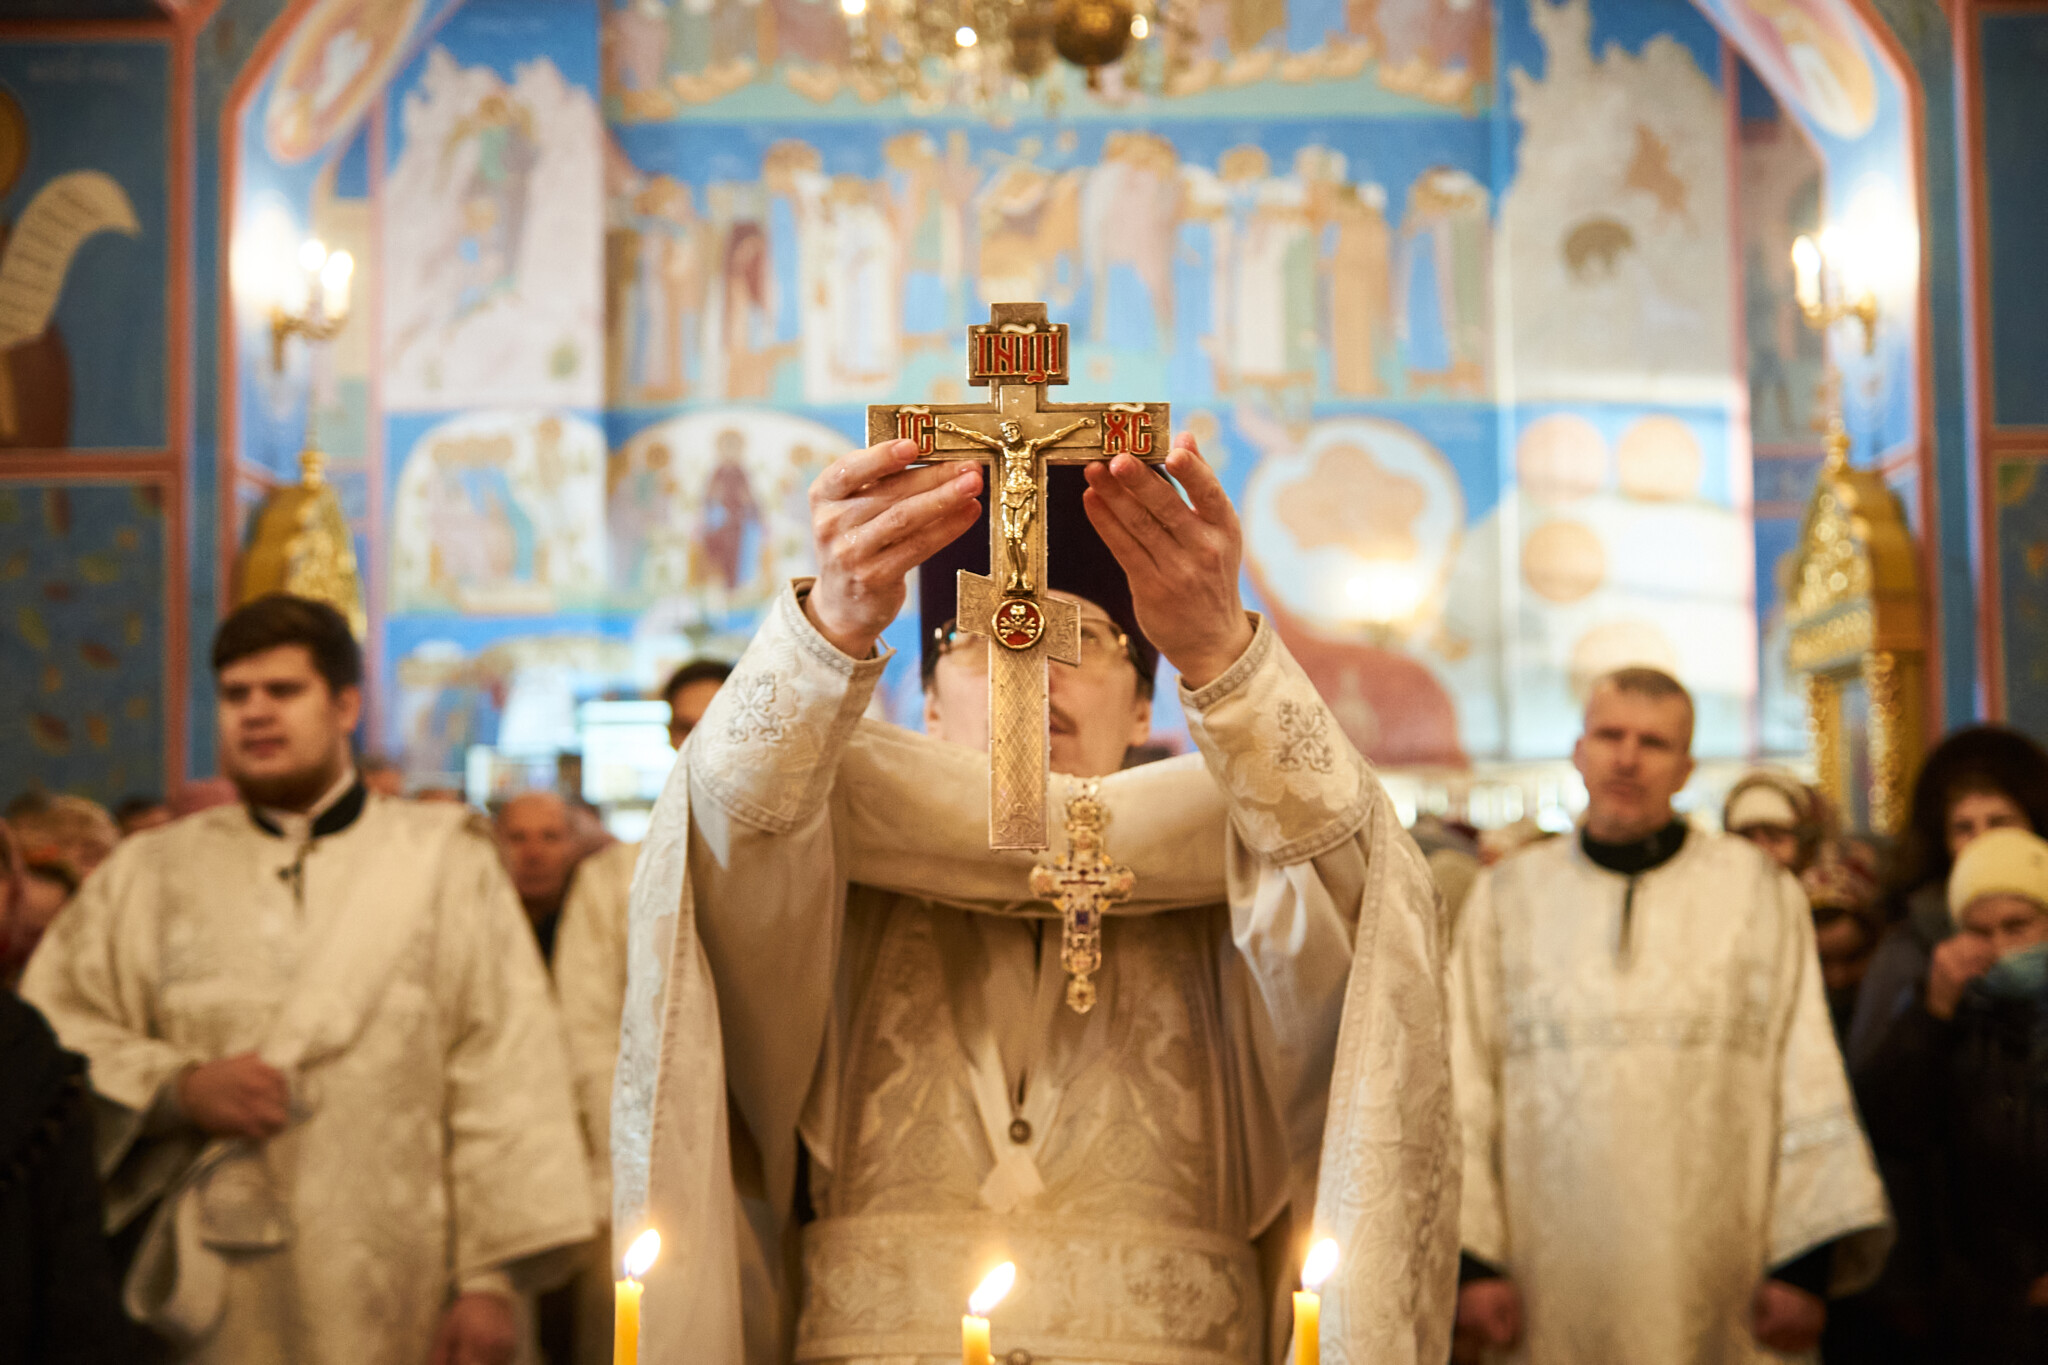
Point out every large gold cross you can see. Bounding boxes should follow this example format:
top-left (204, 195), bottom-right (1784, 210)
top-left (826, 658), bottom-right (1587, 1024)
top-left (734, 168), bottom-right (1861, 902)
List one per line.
top-left (868, 302), bottom-right (1169, 849)
top-left (1028, 783), bottom-right (1133, 1013)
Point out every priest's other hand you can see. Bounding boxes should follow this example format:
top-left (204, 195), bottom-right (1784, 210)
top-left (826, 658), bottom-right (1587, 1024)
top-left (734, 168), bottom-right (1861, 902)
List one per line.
top-left (806, 439), bottom-right (985, 659)
top-left (1082, 433), bottom-right (1255, 690)
top-left (430, 1291), bottom-right (516, 1365)
top-left (176, 1052), bottom-right (290, 1140)
top-left (1926, 933), bottom-right (1998, 1020)
top-left (1750, 1278), bottom-right (1826, 1353)
top-left (1452, 1278), bottom-right (1523, 1359)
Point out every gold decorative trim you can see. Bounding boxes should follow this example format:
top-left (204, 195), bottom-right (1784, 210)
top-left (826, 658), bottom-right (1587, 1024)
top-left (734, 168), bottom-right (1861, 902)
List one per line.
top-left (1782, 389), bottom-right (1926, 838)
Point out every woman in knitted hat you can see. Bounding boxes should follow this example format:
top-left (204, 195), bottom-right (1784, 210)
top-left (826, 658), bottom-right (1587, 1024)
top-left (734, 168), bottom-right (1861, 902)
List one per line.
top-left (1858, 828), bottom-right (2048, 1364)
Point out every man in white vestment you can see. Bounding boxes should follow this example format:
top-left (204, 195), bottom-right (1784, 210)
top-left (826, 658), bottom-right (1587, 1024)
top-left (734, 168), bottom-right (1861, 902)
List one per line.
top-left (556, 657), bottom-right (732, 1206)
top-left (611, 436), bottom-right (1459, 1365)
top-left (22, 595), bottom-right (597, 1365)
top-left (553, 660), bottom-right (729, 1365)
top-left (1449, 667), bottom-right (1891, 1365)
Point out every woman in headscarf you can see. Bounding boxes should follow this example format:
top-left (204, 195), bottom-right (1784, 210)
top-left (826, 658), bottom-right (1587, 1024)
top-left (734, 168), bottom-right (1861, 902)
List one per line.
top-left (1724, 769), bottom-right (1831, 875)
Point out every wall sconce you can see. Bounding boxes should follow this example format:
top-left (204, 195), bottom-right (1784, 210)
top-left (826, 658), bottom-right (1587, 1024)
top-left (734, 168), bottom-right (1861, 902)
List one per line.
top-left (1790, 227), bottom-right (1878, 355)
top-left (270, 236), bottom-right (353, 372)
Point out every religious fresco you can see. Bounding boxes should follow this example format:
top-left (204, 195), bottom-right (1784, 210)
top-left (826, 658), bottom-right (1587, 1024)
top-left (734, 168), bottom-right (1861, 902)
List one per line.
top-left (1498, 0), bottom-right (1733, 405)
top-left (389, 625), bottom-right (633, 779)
top-left (1980, 11), bottom-right (2048, 430)
top-left (1494, 406), bottom-right (1755, 755)
top-left (0, 483), bottom-right (166, 803)
top-left (599, 0), bottom-right (1491, 119)
top-left (1709, 0), bottom-right (1875, 138)
top-left (605, 121), bottom-right (1493, 413)
top-left (607, 408), bottom-right (845, 615)
top-left (263, 0), bottom-right (433, 163)
top-left (1997, 461), bottom-right (2048, 742)
top-left (198, 0), bottom-right (1876, 774)
top-left (0, 42), bottom-right (166, 451)
top-left (381, 46), bottom-right (605, 410)
top-left (390, 410), bottom-right (609, 613)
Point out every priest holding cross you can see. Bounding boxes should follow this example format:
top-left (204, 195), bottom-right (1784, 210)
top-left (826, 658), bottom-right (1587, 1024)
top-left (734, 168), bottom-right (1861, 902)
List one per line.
top-left (611, 304), bottom-right (1456, 1365)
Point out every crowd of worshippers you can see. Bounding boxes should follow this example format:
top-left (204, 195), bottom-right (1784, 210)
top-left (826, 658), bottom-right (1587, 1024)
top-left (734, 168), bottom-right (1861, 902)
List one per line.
top-left (3, 588), bottom-right (2048, 1364)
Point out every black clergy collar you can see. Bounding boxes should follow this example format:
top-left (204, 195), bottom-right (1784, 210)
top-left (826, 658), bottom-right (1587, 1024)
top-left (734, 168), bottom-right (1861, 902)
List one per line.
top-left (247, 779), bottom-right (368, 841)
top-left (1580, 818), bottom-right (1689, 876)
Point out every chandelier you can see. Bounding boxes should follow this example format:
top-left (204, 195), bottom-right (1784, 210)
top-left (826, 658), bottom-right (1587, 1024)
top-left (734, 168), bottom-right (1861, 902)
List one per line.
top-left (835, 0), bottom-right (1191, 108)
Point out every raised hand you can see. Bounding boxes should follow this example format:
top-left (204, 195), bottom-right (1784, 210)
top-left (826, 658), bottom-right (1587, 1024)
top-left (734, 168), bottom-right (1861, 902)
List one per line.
top-left (1926, 933), bottom-right (1998, 1020)
top-left (1080, 431), bottom-right (1255, 690)
top-left (177, 1051), bottom-right (291, 1140)
top-left (804, 439), bottom-right (984, 659)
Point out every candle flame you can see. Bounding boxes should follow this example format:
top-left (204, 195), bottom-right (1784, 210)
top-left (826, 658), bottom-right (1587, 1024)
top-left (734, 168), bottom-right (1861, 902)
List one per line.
top-left (1302, 1238), bottom-right (1339, 1290)
top-left (624, 1229), bottom-right (661, 1279)
top-left (968, 1262), bottom-right (1015, 1316)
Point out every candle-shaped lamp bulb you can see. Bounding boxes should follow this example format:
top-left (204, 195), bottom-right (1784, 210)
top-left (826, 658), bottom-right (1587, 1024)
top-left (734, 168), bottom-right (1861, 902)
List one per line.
top-left (320, 249), bottom-right (354, 319)
top-left (299, 237), bottom-right (328, 275)
top-left (616, 1230), bottom-right (660, 1365)
top-left (1293, 1239), bottom-right (1339, 1365)
top-left (963, 1262), bottom-right (1014, 1365)
top-left (1790, 234), bottom-right (1821, 313)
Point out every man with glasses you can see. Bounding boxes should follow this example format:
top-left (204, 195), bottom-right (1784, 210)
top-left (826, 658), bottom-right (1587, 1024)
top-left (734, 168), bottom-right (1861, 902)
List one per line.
top-left (613, 437), bottom-right (1456, 1365)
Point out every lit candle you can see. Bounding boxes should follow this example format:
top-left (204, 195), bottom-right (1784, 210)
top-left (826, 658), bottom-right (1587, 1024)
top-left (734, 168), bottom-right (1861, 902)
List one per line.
top-left (616, 1229), bottom-right (660, 1365)
top-left (1293, 1238), bottom-right (1339, 1365)
top-left (963, 1262), bottom-right (1015, 1365)
top-left (1790, 234), bottom-right (1821, 313)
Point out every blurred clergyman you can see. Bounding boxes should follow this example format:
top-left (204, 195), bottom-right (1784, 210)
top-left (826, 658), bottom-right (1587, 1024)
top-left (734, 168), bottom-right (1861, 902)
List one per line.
top-left (497, 790), bottom-right (585, 965)
top-left (1451, 667), bottom-right (1891, 1365)
top-left (552, 658), bottom-right (729, 1365)
top-left (21, 593), bottom-right (594, 1364)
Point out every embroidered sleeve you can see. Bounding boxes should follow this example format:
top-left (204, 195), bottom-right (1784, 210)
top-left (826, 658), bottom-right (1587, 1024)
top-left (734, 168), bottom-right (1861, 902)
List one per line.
top-left (685, 580), bottom-right (892, 834)
top-left (1180, 615), bottom-right (1374, 864)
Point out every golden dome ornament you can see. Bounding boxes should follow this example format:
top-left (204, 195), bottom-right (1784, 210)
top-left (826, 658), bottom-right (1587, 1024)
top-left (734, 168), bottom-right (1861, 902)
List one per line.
top-left (236, 443), bottom-right (369, 640)
top-left (1053, 0), bottom-right (1135, 83)
top-left (1007, 8), bottom-right (1057, 79)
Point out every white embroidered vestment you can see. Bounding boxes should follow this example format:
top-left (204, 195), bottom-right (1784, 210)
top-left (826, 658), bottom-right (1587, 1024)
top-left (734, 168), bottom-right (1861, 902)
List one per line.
top-left (1450, 831), bottom-right (1892, 1365)
top-left (611, 584), bottom-right (1460, 1365)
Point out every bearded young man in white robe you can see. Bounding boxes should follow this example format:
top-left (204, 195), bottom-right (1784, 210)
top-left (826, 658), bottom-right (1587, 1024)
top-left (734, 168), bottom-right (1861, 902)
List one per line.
top-left (23, 595), bottom-right (596, 1365)
top-left (1449, 668), bottom-right (1891, 1365)
top-left (611, 435), bottom-right (1458, 1365)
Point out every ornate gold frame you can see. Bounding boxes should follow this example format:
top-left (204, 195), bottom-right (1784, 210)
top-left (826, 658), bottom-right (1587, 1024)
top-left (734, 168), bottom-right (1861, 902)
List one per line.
top-left (235, 448), bottom-right (368, 639)
top-left (1782, 418), bottom-right (1926, 836)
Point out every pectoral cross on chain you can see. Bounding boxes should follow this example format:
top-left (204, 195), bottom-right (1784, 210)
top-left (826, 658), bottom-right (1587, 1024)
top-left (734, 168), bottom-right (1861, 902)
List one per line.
top-left (1028, 783), bottom-right (1133, 1013)
top-left (867, 303), bottom-right (1170, 849)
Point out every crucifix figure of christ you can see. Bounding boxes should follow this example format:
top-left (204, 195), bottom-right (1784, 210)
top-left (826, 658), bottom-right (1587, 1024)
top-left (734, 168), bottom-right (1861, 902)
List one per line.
top-left (1028, 783), bottom-right (1134, 1013)
top-left (867, 302), bottom-right (1169, 850)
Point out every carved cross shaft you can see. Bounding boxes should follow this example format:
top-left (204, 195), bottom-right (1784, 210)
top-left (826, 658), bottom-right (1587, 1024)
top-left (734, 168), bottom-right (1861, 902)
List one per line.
top-left (868, 303), bottom-right (1169, 849)
top-left (1027, 784), bottom-right (1134, 1013)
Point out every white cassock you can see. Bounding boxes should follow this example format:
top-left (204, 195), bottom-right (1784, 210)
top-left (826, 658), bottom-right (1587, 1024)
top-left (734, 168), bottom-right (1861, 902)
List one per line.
top-left (1450, 829), bottom-right (1893, 1365)
top-left (21, 785), bottom-right (598, 1365)
top-left (556, 837), bottom-right (640, 1206)
top-left (611, 585), bottom-right (1458, 1365)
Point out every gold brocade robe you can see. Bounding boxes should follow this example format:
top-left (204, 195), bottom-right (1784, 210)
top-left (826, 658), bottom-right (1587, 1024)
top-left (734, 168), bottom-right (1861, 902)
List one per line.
top-left (611, 585), bottom-right (1459, 1365)
top-left (1450, 830), bottom-right (1893, 1365)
